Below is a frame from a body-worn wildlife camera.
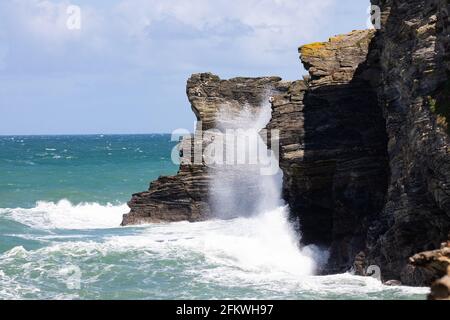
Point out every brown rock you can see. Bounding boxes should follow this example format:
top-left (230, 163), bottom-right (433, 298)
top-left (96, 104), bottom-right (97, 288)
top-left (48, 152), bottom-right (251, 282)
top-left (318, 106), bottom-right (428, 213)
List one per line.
top-left (268, 29), bottom-right (389, 274)
top-left (429, 274), bottom-right (450, 300)
top-left (366, 0), bottom-right (450, 285)
top-left (121, 74), bottom-right (288, 225)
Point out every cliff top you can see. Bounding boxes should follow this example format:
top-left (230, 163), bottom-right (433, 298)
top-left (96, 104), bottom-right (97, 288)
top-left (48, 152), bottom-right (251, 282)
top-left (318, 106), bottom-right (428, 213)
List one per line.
top-left (299, 29), bottom-right (376, 87)
top-left (186, 73), bottom-right (289, 130)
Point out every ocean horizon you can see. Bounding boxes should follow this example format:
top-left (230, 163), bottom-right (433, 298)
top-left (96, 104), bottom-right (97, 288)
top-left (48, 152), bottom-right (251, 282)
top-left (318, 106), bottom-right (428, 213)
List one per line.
top-left (0, 134), bottom-right (429, 299)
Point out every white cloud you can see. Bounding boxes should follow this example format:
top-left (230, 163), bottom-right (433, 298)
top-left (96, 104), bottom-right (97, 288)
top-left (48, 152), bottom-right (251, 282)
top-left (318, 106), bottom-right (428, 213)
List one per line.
top-left (113, 0), bottom-right (337, 63)
top-left (0, 0), bottom-right (339, 75)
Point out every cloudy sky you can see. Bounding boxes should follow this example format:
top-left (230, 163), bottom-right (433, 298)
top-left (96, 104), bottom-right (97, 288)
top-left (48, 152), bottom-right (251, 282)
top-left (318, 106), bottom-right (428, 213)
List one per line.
top-left (0, 0), bottom-right (370, 134)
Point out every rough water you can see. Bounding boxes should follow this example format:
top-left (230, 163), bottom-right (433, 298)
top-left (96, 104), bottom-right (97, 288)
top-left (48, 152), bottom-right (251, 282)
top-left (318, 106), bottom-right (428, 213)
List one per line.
top-left (0, 135), bottom-right (429, 300)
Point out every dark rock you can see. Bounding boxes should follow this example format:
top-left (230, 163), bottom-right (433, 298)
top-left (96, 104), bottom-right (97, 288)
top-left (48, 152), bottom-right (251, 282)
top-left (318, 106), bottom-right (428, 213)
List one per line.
top-left (121, 164), bottom-right (210, 225)
top-left (353, 251), bottom-right (368, 276)
top-left (268, 30), bottom-right (390, 275)
top-left (366, 0), bottom-right (450, 285)
top-left (429, 275), bottom-right (450, 300)
top-left (121, 74), bottom-right (288, 225)
top-left (273, 1), bottom-right (450, 283)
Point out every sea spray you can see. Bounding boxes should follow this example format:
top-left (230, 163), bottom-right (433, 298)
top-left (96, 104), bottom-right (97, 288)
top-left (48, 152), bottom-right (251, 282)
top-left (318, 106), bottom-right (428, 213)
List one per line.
top-left (208, 101), bottom-right (283, 218)
top-left (0, 135), bottom-right (429, 299)
top-left (206, 96), bottom-right (323, 274)
top-left (0, 215), bottom-right (428, 299)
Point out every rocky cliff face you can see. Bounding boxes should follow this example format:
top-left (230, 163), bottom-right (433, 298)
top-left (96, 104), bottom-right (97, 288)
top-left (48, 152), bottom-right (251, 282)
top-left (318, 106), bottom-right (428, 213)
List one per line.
top-left (270, 1), bottom-right (450, 282)
top-left (122, 73), bottom-right (288, 225)
top-left (123, 0), bottom-right (450, 287)
top-left (364, 0), bottom-right (450, 285)
top-left (121, 163), bottom-right (210, 225)
top-left (268, 30), bottom-right (390, 274)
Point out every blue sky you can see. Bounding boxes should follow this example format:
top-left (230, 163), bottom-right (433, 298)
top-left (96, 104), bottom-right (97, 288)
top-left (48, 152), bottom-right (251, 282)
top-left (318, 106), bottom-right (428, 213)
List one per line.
top-left (0, 0), bottom-right (371, 134)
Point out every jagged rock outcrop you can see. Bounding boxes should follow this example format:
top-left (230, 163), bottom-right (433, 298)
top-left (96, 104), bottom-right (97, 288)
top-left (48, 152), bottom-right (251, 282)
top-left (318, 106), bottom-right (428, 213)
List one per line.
top-left (408, 235), bottom-right (450, 299)
top-left (187, 73), bottom-right (289, 130)
top-left (122, 74), bottom-right (288, 225)
top-left (121, 164), bottom-right (210, 225)
top-left (267, 30), bottom-right (390, 274)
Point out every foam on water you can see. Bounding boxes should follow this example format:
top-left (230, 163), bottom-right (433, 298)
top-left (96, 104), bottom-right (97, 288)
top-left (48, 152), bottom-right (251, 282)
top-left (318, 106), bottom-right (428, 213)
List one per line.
top-left (0, 210), bottom-right (429, 299)
top-left (0, 132), bottom-right (431, 299)
top-left (0, 200), bottom-right (127, 230)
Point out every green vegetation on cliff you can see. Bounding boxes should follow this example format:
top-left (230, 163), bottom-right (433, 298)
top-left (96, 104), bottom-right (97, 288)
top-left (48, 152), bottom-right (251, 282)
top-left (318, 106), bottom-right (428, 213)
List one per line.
top-left (428, 79), bottom-right (450, 135)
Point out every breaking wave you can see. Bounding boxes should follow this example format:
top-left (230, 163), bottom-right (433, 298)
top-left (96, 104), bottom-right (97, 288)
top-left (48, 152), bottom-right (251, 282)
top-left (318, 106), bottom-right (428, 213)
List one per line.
top-left (0, 200), bottom-right (127, 230)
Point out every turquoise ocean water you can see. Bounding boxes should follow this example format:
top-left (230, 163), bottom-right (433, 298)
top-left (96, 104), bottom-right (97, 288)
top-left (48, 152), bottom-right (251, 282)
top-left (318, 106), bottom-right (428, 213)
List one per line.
top-left (0, 135), bottom-right (429, 299)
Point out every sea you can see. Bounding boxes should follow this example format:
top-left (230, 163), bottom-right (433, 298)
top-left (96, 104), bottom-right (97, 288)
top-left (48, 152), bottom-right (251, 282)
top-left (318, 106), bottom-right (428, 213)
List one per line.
top-left (0, 134), bottom-right (429, 300)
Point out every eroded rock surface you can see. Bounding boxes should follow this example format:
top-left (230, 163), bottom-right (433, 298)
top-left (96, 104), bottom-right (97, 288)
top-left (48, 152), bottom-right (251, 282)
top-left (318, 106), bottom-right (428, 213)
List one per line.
top-left (122, 74), bottom-right (288, 225)
top-left (268, 29), bottom-right (389, 274)
top-left (365, 0), bottom-right (450, 285)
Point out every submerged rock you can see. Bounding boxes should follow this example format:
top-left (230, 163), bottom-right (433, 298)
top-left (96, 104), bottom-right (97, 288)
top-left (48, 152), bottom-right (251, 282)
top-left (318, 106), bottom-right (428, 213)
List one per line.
top-left (366, 0), bottom-right (450, 285)
top-left (384, 280), bottom-right (402, 286)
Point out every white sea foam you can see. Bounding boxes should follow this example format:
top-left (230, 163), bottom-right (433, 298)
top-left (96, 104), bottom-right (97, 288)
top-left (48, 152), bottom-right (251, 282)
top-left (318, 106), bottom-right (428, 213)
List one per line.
top-left (0, 200), bottom-right (127, 230)
top-left (0, 103), bottom-right (430, 299)
top-left (0, 216), bottom-right (429, 300)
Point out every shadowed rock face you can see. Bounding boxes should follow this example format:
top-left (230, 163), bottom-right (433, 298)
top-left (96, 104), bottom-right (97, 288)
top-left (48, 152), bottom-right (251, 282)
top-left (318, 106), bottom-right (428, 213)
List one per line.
top-left (269, 1), bottom-right (450, 283)
top-left (121, 164), bottom-right (210, 225)
top-left (267, 30), bottom-right (390, 274)
top-left (274, 1), bottom-right (450, 282)
top-left (121, 74), bottom-right (289, 225)
top-left (365, 0), bottom-right (450, 285)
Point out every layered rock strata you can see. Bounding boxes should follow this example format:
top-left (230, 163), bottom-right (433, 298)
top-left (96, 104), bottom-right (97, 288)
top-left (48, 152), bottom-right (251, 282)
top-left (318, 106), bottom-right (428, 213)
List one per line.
top-left (122, 74), bottom-right (289, 225)
top-left (268, 30), bottom-right (390, 274)
top-left (365, 0), bottom-right (450, 285)
top-left (123, 0), bottom-right (450, 288)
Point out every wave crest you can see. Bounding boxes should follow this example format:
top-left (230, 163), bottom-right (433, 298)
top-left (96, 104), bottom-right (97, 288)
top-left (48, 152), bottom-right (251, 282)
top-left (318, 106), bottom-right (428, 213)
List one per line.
top-left (0, 200), bottom-right (127, 230)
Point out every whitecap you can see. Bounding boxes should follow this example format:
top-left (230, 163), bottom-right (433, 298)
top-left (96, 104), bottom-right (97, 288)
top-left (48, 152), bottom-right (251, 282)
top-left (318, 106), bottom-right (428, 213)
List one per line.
top-left (0, 200), bottom-right (127, 230)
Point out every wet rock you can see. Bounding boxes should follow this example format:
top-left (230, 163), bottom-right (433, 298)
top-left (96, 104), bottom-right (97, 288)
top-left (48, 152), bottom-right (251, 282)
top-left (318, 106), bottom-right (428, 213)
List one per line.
top-left (406, 236), bottom-right (450, 290)
top-left (366, 0), bottom-right (450, 285)
top-left (384, 280), bottom-right (402, 286)
top-left (353, 252), bottom-right (368, 276)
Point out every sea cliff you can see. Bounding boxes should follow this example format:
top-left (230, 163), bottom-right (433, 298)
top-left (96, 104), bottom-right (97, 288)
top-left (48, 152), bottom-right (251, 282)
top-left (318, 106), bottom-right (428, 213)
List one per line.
top-left (122, 0), bottom-right (450, 289)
